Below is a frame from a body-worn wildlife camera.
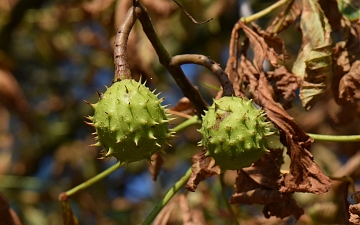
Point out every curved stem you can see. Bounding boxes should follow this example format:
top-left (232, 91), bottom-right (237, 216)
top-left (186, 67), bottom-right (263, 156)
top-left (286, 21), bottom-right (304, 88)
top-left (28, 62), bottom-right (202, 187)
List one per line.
top-left (113, 6), bottom-right (137, 81)
top-left (59, 161), bottom-right (124, 200)
top-left (308, 133), bottom-right (360, 142)
top-left (172, 115), bottom-right (201, 133)
top-left (134, 2), bottom-right (208, 117)
top-left (142, 167), bottom-right (192, 225)
top-left (240, 0), bottom-right (292, 24)
top-left (220, 173), bottom-right (240, 225)
top-left (170, 54), bottom-right (235, 96)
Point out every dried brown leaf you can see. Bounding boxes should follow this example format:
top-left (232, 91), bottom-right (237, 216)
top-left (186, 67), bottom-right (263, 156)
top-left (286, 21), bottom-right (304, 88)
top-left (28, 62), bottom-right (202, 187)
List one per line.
top-left (338, 60), bottom-right (360, 103)
top-left (263, 198), bottom-right (304, 220)
top-left (224, 23), bottom-right (244, 98)
top-left (231, 188), bottom-right (289, 205)
top-left (240, 149), bottom-right (284, 191)
top-left (257, 73), bottom-right (332, 194)
top-left (332, 19), bottom-right (360, 105)
top-left (230, 150), bottom-right (304, 220)
top-left (185, 148), bottom-right (220, 192)
top-left (147, 152), bottom-right (164, 181)
top-left (238, 52), bottom-right (260, 97)
top-left (238, 22), bottom-right (279, 69)
top-left (251, 23), bottom-right (286, 63)
top-left (349, 203), bottom-right (360, 225)
top-left (268, 66), bottom-right (299, 109)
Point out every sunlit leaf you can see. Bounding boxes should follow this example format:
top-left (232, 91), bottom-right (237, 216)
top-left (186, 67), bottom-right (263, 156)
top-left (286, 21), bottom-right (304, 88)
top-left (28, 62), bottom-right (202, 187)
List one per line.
top-left (292, 0), bottom-right (332, 110)
top-left (185, 148), bottom-right (220, 192)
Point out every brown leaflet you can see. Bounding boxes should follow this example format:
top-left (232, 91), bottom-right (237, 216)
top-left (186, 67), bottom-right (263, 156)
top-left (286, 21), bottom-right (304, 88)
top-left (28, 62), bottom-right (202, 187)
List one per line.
top-left (292, 0), bottom-right (332, 110)
top-left (185, 148), bottom-right (220, 192)
top-left (251, 22), bottom-right (286, 64)
top-left (230, 149), bottom-right (304, 220)
top-left (349, 203), bottom-right (360, 225)
top-left (338, 60), bottom-right (360, 103)
top-left (263, 198), bottom-right (304, 220)
top-left (237, 42), bottom-right (260, 98)
top-left (224, 22), bottom-right (245, 98)
top-left (233, 22), bottom-right (297, 110)
top-left (257, 73), bottom-right (332, 194)
top-left (267, 66), bottom-right (299, 109)
top-left (240, 148), bottom-right (284, 191)
top-left (231, 149), bottom-right (283, 195)
top-left (147, 152), bottom-right (164, 181)
top-left (332, 19), bottom-right (360, 105)
top-left (237, 22), bottom-right (279, 70)
top-left (266, 2), bottom-right (301, 34)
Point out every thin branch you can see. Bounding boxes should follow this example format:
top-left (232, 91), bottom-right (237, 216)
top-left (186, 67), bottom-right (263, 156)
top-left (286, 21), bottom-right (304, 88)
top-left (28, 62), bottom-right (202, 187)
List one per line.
top-left (113, 6), bottom-right (138, 81)
top-left (170, 54), bottom-right (234, 96)
top-left (240, 0), bottom-right (292, 24)
top-left (134, 2), bottom-right (208, 116)
top-left (142, 167), bottom-right (192, 225)
top-left (59, 161), bottom-right (125, 200)
top-left (172, 0), bottom-right (213, 24)
top-left (308, 133), bottom-right (360, 142)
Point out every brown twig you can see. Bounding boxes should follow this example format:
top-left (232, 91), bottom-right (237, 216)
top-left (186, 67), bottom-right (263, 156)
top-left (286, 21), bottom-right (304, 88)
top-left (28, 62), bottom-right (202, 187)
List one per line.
top-left (113, 6), bottom-right (138, 81)
top-left (172, 0), bottom-right (213, 24)
top-left (133, 1), bottom-right (208, 116)
top-left (170, 54), bottom-right (234, 96)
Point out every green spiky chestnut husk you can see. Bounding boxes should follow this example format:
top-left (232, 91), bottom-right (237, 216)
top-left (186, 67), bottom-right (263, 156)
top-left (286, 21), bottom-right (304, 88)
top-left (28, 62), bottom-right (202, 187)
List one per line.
top-left (86, 79), bottom-right (174, 165)
top-left (199, 96), bottom-right (274, 171)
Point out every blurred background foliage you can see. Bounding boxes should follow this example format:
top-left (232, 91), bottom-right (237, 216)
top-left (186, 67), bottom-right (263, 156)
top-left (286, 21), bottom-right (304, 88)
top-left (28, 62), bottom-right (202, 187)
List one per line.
top-left (0, 0), bottom-right (359, 224)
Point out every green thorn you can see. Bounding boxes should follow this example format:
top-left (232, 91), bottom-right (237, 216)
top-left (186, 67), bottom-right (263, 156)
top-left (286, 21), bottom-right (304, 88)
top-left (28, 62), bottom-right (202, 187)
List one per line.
top-left (105, 148), bottom-right (114, 157)
top-left (155, 143), bottom-right (162, 148)
top-left (134, 137), bottom-right (139, 146)
top-left (165, 141), bottom-right (172, 147)
top-left (149, 133), bottom-right (157, 140)
top-left (90, 141), bottom-right (101, 147)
